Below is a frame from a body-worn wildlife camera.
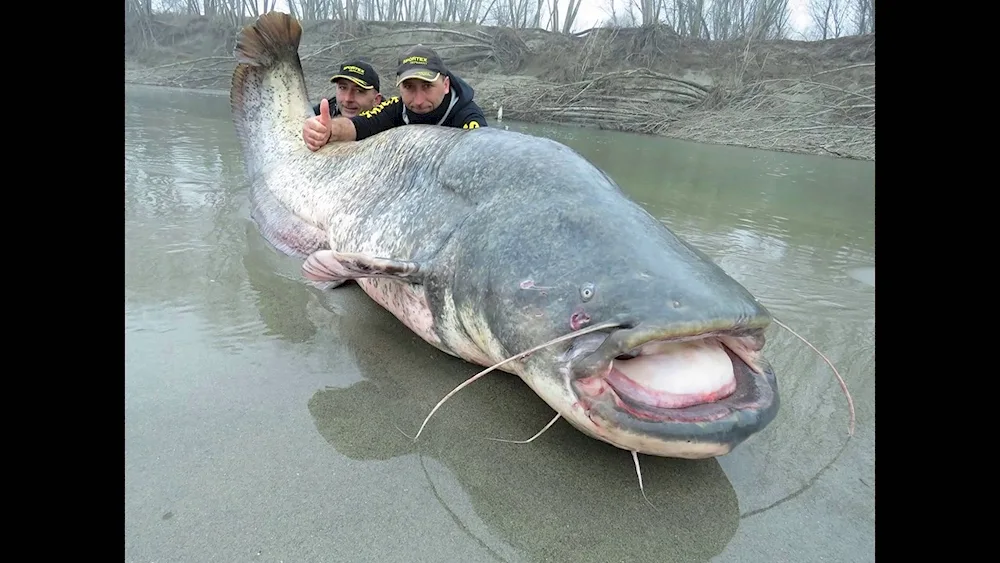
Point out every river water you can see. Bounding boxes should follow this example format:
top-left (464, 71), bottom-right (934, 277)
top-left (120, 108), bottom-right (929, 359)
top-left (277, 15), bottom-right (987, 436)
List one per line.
top-left (124, 83), bottom-right (875, 563)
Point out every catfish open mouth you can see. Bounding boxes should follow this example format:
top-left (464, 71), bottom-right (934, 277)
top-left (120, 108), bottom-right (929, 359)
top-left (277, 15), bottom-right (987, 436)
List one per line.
top-left (571, 329), bottom-right (777, 425)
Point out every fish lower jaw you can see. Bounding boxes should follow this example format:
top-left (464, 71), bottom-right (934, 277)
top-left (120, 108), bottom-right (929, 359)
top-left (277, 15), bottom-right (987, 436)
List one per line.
top-left (581, 373), bottom-right (733, 411)
top-left (522, 335), bottom-right (778, 458)
top-left (566, 334), bottom-right (779, 457)
top-left (566, 373), bottom-right (753, 459)
top-left (561, 412), bottom-right (734, 459)
top-left (573, 375), bottom-right (738, 427)
top-left (574, 336), bottom-right (747, 422)
top-left (519, 374), bottom-right (736, 459)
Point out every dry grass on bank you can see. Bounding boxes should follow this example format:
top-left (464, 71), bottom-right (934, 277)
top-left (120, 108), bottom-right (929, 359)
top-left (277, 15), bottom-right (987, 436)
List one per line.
top-left (124, 15), bottom-right (875, 161)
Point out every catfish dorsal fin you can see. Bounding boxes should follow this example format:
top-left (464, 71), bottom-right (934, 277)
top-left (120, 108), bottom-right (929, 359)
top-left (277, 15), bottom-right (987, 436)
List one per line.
top-left (303, 250), bottom-right (425, 284)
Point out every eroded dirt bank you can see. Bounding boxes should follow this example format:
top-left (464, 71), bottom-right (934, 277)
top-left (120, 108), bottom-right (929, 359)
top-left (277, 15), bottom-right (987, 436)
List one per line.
top-left (124, 15), bottom-right (875, 161)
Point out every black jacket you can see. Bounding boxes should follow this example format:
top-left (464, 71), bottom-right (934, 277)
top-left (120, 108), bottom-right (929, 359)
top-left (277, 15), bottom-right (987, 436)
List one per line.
top-left (311, 100), bottom-right (343, 117)
top-left (348, 72), bottom-right (488, 141)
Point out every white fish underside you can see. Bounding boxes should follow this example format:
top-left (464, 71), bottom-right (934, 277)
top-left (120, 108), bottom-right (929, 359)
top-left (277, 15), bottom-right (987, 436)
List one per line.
top-left (240, 66), bottom-right (510, 371)
top-left (228, 10), bottom-right (781, 460)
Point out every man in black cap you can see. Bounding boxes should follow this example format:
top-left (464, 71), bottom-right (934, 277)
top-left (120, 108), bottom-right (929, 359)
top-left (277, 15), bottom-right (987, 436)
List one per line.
top-left (303, 45), bottom-right (488, 150)
top-left (302, 59), bottom-right (383, 145)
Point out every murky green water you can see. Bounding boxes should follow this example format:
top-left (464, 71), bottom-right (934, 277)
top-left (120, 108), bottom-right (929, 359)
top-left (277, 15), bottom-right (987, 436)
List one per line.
top-left (124, 84), bottom-right (875, 563)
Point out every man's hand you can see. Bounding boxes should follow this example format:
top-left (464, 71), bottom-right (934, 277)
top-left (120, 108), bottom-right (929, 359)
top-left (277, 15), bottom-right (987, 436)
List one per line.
top-left (303, 98), bottom-right (333, 151)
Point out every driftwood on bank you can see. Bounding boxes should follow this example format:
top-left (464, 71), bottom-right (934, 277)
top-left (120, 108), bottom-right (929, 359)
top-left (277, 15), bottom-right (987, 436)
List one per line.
top-left (487, 68), bottom-right (711, 135)
top-left (673, 63), bottom-right (876, 160)
top-left (123, 15), bottom-right (876, 161)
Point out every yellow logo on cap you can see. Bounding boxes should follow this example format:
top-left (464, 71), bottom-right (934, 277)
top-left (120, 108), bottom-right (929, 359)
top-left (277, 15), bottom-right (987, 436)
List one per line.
top-left (463, 121), bottom-right (481, 129)
top-left (402, 56), bottom-right (428, 65)
top-left (342, 65), bottom-right (365, 75)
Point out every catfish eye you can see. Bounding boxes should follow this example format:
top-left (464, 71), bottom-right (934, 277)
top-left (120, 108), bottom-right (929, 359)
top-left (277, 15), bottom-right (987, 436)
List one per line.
top-left (580, 283), bottom-right (595, 302)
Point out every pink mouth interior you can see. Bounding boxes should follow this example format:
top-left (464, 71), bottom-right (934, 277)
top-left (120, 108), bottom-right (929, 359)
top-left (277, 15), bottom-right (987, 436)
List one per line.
top-left (604, 338), bottom-right (739, 409)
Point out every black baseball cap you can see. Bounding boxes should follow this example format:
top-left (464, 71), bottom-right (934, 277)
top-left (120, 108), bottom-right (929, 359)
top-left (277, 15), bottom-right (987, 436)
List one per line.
top-left (329, 60), bottom-right (380, 92)
top-left (395, 45), bottom-right (448, 86)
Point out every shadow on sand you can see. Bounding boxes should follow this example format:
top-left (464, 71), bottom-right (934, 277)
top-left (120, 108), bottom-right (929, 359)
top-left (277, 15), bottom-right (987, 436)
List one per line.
top-left (241, 224), bottom-right (742, 562)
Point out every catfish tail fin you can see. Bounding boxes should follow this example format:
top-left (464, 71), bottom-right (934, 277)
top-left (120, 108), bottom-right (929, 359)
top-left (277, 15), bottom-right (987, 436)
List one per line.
top-left (230, 11), bottom-right (306, 129)
top-left (233, 11), bottom-right (302, 68)
top-left (229, 11), bottom-right (312, 174)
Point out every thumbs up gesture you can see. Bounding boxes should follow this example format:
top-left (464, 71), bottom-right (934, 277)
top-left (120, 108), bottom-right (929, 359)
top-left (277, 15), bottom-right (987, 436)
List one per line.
top-left (303, 98), bottom-right (333, 152)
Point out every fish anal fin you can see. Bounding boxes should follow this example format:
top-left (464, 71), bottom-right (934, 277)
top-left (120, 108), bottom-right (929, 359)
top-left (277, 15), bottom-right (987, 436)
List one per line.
top-left (303, 250), bottom-right (424, 284)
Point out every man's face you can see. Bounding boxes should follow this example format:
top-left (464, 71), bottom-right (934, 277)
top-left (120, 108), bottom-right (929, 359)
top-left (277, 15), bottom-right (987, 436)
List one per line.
top-left (334, 79), bottom-right (382, 117)
top-left (399, 75), bottom-right (450, 114)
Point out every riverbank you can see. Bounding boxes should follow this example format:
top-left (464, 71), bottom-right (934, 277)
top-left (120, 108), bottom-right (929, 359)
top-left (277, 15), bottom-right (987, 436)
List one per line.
top-left (124, 14), bottom-right (875, 161)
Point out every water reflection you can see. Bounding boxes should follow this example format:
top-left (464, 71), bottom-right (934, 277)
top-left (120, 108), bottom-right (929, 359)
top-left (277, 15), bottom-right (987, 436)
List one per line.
top-left (236, 231), bottom-right (742, 561)
top-left (125, 86), bottom-right (262, 353)
top-left (302, 284), bottom-right (741, 563)
top-left (848, 266), bottom-right (875, 288)
top-left (125, 84), bottom-right (875, 563)
top-left (237, 226), bottom-right (741, 561)
top-left (242, 221), bottom-right (320, 343)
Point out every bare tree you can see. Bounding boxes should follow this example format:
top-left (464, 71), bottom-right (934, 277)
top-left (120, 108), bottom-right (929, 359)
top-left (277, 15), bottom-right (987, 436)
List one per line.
top-left (808, 0), bottom-right (849, 39)
top-left (853, 0), bottom-right (874, 34)
top-left (593, 0), bottom-right (793, 41)
top-left (134, 0), bottom-right (873, 43)
top-left (547, 0), bottom-right (583, 33)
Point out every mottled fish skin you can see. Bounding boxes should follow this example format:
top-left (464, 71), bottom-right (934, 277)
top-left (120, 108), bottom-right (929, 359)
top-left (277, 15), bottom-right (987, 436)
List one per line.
top-left (229, 11), bottom-right (781, 459)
